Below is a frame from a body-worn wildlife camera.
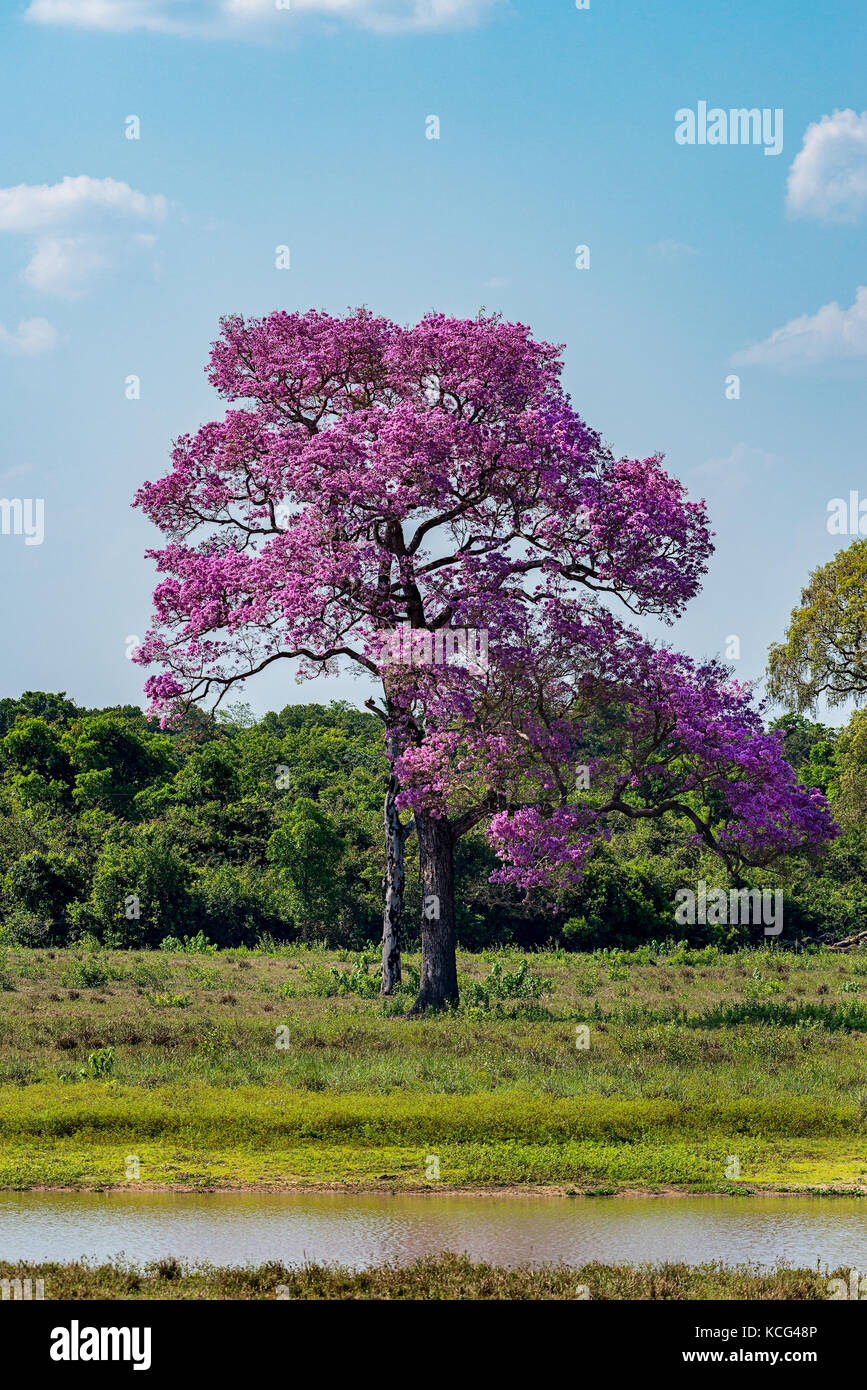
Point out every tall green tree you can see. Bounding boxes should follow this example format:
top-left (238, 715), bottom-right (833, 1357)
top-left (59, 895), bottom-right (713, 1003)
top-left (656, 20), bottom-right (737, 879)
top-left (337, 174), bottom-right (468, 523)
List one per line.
top-left (768, 540), bottom-right (867, 709)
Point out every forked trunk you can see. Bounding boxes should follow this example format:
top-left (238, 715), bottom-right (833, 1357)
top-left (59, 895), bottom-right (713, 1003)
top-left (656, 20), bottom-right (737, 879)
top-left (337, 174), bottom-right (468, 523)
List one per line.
top-left (406, 810), bottom-right (459, 1014)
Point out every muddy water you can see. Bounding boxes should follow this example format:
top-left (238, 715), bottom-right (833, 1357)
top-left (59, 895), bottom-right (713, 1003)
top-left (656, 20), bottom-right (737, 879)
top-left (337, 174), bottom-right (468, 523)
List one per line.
top-left (1, 1191), bottom-right (866, 1270)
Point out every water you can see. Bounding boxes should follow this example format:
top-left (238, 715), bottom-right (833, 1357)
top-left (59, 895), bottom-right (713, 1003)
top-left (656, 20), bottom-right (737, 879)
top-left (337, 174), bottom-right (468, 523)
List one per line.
top-left (1, 1192), bottom-right (866, 1270)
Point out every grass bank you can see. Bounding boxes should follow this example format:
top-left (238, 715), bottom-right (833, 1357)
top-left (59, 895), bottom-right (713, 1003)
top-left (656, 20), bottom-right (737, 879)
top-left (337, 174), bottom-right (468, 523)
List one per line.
top-left (0, 942), bottom-right (866, 1192)
top-left (0, 1252), bottom-right (845, 1300)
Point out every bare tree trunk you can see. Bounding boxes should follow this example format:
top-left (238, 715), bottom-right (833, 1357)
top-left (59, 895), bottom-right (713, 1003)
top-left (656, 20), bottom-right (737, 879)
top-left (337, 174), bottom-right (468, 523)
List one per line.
top-left (381, 754), bottom-right (406, 995)
top-left (406, 810), bottom-right (459, 1014)
top-left (381, 721), bottom-right (414, 995)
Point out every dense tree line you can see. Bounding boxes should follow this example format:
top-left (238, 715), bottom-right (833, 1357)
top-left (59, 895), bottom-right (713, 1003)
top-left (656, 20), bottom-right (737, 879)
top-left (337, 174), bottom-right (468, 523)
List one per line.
top-left (0, 690), bottom-right (863, 953)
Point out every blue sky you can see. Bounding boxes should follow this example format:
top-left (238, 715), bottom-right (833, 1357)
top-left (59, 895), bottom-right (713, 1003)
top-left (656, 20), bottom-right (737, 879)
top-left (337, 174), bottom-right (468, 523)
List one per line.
top-left (1, 0), bottom-right (866, 722)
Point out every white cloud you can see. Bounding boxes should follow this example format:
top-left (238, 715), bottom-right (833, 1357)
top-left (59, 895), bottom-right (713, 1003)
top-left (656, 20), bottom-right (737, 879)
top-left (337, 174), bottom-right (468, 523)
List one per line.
top-left (786, 109), bottom-right (867, 223)
top-left (0, 176), bottom-right (167, 232)
top-left (25, 0), bottom-right (198, 33)
top-left (733, 286), bottom-right (867, 369)
top-left (0, 318), bottom-right (59, 355)
top-left (649, 239), bottom-right (699, 260)
top-left (22, 236), bottom-right (108, 297)
top-left (0, 177), bottom-right (167, 299)
top-left (691, 443), bottom-right (780, 492)
top-left (25, 0), bottom-right (498, 35)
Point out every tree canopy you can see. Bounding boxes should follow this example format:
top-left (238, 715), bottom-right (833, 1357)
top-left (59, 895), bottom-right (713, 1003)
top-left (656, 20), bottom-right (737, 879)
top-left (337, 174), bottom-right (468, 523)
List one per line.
top-left (768, 540), bottom-right (867, 710)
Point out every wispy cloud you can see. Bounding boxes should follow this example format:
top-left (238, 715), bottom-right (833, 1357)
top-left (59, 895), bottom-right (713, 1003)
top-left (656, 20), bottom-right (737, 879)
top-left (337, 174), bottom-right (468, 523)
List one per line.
top-left (691, 443), bottom-right (780, 492)
top-left (649, 239), bottom-right (699, 260)
top-left (786, 109), bottom-right (867, 223)
top-left (24, 0), bottom-right (500, 36)
top-left (0, 318), bottom-right (58, 355)
top-left (733, 286), bottom-right (867, 369)
top-left (21, 236), bottom-right (109, 298)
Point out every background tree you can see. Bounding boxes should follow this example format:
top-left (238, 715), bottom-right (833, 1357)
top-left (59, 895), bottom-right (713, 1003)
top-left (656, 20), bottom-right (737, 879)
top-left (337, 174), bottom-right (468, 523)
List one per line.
top-left (767, 540), bottom-right (867, 709)
top-left (268, 796), bottom-right (345, 937)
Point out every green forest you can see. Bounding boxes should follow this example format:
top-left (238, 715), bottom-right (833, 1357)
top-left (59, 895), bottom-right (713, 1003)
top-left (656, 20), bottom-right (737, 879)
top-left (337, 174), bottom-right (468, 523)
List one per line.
top-left (2, 686), bottom-right (866, 955)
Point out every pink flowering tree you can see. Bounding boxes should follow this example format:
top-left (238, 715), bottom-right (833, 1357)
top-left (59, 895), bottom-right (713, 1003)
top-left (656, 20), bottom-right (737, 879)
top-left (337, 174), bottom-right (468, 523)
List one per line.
top-left (133, 308), bottom-right (713, 1008)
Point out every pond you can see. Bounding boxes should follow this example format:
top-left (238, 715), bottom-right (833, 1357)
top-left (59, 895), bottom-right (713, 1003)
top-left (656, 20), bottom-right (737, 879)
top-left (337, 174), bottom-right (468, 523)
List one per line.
top-left (2, 1191), bottom-right (866, 1270)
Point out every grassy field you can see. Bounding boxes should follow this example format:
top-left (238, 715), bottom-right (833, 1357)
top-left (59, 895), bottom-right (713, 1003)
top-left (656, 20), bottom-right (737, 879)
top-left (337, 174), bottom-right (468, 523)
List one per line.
top-left (1, 940), bottom-right (866, 1192)
top-left (0, 1253), bottom-right (846, 1300)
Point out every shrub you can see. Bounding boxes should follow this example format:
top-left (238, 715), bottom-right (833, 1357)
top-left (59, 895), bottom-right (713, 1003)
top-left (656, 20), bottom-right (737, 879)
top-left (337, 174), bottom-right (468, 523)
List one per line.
top-left (328, 951), bottom-right (381, 998)
top-left (160, 932), bottom-right (216, 954)
top-left (462, 959), bottom-right (552, 1010)
top-left (87, 1047), bottom-right (115, 1078)
top-left (61, 957), bottom-right (110, 989)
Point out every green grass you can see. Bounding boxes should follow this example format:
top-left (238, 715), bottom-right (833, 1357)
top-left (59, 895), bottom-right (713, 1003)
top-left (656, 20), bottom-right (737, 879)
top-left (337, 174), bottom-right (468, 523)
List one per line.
top-left (1, 942), bottom-right (867, 1191)
top-left (0, 1252), bottom-right (846, 1299)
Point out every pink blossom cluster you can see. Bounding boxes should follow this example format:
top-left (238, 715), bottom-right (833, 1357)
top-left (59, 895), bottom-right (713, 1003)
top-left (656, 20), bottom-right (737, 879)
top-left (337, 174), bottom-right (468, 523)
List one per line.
top-left (393, 605), bottom-right (837, 889)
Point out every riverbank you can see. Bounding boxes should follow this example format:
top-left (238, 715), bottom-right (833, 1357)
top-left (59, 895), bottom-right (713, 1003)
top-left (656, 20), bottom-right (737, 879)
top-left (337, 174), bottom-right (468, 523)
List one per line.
top-left (2, 1083), bottom-right (867, 1192)
top-left (0, 1252), bottom-right (843, 1299)
top-left (19, 1181), bottom-right (867, 1197)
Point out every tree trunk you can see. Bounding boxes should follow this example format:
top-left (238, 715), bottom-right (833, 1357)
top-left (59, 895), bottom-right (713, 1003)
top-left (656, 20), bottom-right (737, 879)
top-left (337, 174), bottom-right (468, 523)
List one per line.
top-left (380, 752), bottom-right (406, 995)
top-left (406, 810), bottom-right (459, 1014)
